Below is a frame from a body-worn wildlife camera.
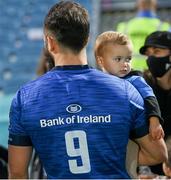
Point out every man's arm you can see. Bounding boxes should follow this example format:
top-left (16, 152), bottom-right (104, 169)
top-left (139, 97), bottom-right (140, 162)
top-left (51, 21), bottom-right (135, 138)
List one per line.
top-left (135, 134), bottom-right (168, 166)
top-left (8, 145), bottom-right (32, 179)
top-left (126, 79), bottom-right (167, 165)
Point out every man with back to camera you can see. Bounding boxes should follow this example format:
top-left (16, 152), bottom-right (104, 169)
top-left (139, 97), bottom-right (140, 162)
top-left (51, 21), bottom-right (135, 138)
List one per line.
top-left (8, 1), bottom-right (167, 179)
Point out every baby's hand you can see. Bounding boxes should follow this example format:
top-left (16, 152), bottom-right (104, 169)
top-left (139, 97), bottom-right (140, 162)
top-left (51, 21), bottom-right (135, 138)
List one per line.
top-left (149, 117), bottom-right (164, 140)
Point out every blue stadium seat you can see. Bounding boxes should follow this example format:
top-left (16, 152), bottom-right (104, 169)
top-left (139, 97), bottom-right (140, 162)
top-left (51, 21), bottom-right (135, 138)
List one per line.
top-left (0, 4), bottom-right (84, 106)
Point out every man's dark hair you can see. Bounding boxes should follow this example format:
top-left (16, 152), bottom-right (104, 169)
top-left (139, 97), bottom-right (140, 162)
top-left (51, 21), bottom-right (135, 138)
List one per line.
top-left (44, 1), bottom-right (89, 53)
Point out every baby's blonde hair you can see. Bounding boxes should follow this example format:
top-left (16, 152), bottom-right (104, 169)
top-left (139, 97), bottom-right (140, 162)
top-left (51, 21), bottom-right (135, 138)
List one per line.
top-left (94, 31), bottom-right (132, 59)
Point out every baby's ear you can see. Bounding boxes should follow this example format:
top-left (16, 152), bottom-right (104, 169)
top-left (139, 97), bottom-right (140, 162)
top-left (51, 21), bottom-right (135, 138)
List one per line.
top-left (96, 56), bottom-right (103, 65)
top-left (96, 56), bottom-right (104, 70)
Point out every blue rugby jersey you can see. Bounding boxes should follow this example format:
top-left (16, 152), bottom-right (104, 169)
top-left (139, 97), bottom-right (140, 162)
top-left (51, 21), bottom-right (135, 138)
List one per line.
top-left (8, 65), bottom-right (148, 179)
top-left (126, 75), bottom-right (155, 98)
top-left (126, 75), bottom-right (163, 123)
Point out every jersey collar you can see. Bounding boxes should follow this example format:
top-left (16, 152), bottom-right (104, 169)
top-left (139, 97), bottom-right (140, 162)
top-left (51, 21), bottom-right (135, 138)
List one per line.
top-left (51, 64), bottom-right (89, 71)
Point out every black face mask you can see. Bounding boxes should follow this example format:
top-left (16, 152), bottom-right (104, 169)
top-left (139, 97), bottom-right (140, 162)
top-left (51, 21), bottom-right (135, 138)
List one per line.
top-left (147, 55), bottom-right (171, 77)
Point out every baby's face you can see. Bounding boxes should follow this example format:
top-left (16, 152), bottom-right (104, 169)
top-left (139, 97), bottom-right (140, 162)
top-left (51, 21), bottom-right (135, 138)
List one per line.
top-left (100, 43), bottom-right (132, 77)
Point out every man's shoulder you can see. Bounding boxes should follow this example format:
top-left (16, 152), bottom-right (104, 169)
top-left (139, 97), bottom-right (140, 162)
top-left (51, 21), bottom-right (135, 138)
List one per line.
top-left (18, 72), bottom-right (53, 93)
top-left (90, 69), bottom-right (128, 85)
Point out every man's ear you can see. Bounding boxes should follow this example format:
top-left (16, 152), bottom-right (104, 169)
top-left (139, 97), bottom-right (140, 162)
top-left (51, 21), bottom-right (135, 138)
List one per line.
top-left (46, 36), bottom-right (59, 54)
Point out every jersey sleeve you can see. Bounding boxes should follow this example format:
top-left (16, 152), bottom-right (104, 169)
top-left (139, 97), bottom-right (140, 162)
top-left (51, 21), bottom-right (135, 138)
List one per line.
top-left (127, 76), bottom-right (155, 99)
top-left (125, 81), bottom-right (149, 139)
top-left (127, 76), bottom-right (163, 124)
top-left (8, 89), bottom-right (32, 146)
top-left (144, 96), bottom-right (164, 124)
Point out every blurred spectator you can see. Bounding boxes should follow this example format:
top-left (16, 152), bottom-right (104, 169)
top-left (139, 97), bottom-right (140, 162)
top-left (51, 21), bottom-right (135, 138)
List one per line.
top-left (117, 0), bottom-right (170, 71)
top-left (162, 137), bottom-right (171, 178)
top-left (37, 48), bottom-right (54, 76)
top-left (0, 146), bottom-right (8, 178)
top-left (140, 30), bottom-right (171, 175)
top-left (29, 48), bottom-right (54, 179)
top-left (29, 150), bottom-right (45, 179)
top-left (139, 137), bottom-right (171, 179)
top-left (138, 166), bottom-right (157, 179)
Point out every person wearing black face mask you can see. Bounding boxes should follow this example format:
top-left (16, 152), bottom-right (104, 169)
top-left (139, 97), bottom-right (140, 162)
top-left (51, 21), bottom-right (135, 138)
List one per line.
top-left (147, 55), bottom-right (171, 78)
top-left (140, 31), bottom-right (171, 176)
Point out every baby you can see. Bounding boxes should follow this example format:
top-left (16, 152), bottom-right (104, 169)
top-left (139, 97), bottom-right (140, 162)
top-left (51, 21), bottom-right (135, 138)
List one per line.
top-left (94, 31), bottom-right (164, 140)
top-left (94, 31), bottom-right (164, 178)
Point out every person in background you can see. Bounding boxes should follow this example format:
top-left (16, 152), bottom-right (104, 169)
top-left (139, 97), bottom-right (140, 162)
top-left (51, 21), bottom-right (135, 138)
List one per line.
top-left (37, 48), bottom-right (54, 76)
top-left (117, 0), bottom-right (170, 71)
top-left (140, 31), bottom-right (171, 141)
top-left (29, 48), bottom-right (54, 179)
top-left (140, 30), bottom-right (171, 175)
top-left (0, 145), bottom-right (8, 178)
top-left (162, 156), bottom-right (171, 178)
top-left (162, 137), bottom-right (171, 178)
top-left (139, 138), bottom-right (171, 179)
top-left (8, 1), bottom-right (168, 179)
top-left (94, 31), bottom-right (164, 178)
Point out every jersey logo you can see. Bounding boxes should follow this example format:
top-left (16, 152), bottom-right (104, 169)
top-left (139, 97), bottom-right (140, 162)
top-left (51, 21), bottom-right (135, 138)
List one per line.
top-left (66, 104), bottom-right (82, 113)
top-left (166, 63), bottom-right (171, 70)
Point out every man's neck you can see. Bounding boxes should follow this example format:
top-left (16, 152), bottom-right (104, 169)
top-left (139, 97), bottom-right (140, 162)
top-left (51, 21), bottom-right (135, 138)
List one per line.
top-left (53, 49), bottom-right (87, 66)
